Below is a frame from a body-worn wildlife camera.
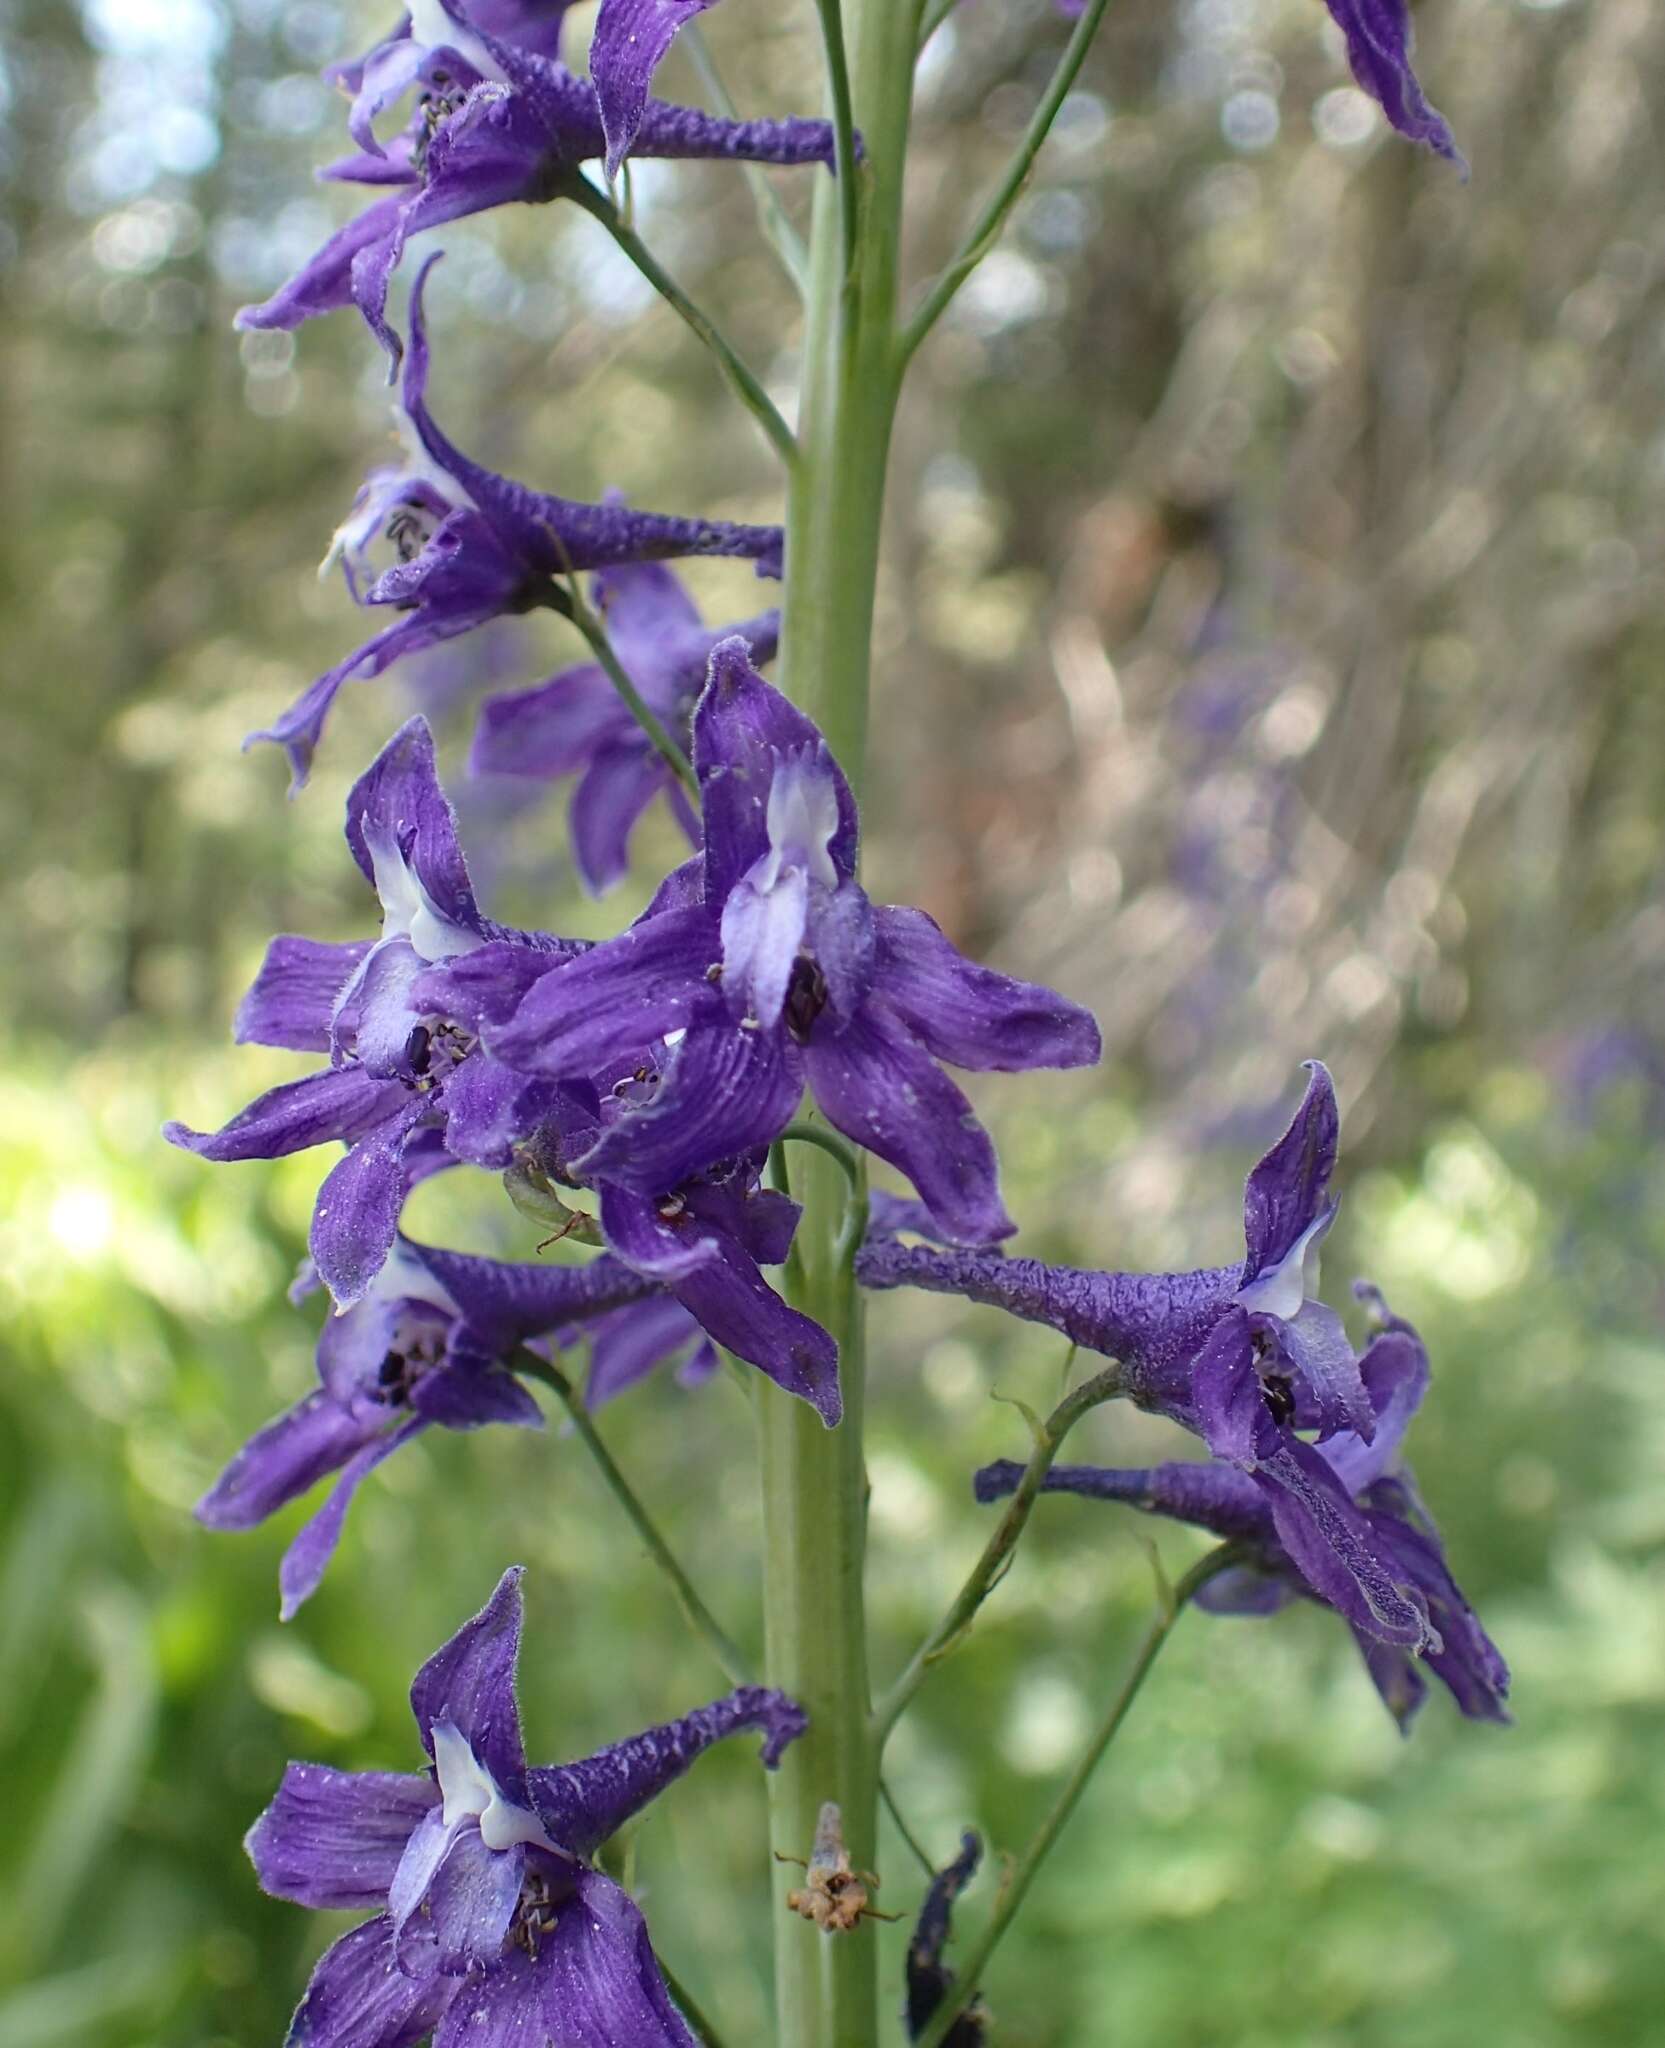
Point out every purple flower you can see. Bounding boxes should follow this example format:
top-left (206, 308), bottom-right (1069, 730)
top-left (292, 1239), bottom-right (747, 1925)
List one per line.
top-left (858, 1064), bottom-right (1449, 1651)
top-left (568, 1295), bottom-right (720, 1409)
top-left (166, 719), bottom-right (586, 1309)
top-left (248, 1568), bottom-right (807, 2047)
top-left (905, 1832), bottom-right (987, 2046)
top-left (241, 0), bottom-right (841, 360)
top-left (258, 262), bottom-right (784, 785)
top-left (1324, 0), bottom-right (1463, 167)
top-left (472, 560), bottom-right (780, 895)
top-left (976, 1298), bottom-right (1510, 1727)
top-left (589, 0), bottom-right (718, 176)
top-left (199, 1236), bottom-right (659, 1617)
top-left (487, 640), bottom-right (1101, 1250)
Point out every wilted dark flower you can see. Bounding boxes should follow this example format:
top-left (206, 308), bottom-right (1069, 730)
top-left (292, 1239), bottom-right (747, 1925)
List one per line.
top-left (199, 1236), bottom-right (658, 1617)
top-left (976, 1295), bottom-right (1510, 1727)
top-left (858, 1065), bottom-right (1447, 1651)
top-left (905, 1832), bottom-right (987, 2046)
top-left (258, 262), bottom-right (783, 785)
top-left (488, 640), bottom-right (1101, 1250)
top-left (242, 0), bottom-right (842, 360)
top-left (472, 560), bottom-right (780, 894)
top-left (248, 1568), bottom-right (807, 2047)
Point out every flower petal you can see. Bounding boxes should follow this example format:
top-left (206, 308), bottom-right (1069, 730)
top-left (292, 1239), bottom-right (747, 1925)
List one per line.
top-left (408, 1241), bottom-right (659, 1356)
top-left (246, 1763), bottom-right (437, 1909)
top-left (281, 1915), bottom-right (454, 2048)
top-left (576, 1017), bottom-right (803, 1195)
top-left (409, 1567), bottom-right (530, 1795)
top-left (411, 1360), bottom-right (545, 1430)
top-left (590, 0), bottom-right (718, 175)
top-left (311, 1102), bottom-right (432, 1309)
top-left (805, 999), bottom-right (1013, 1248)
top-left (529, 1688), bottom-right (806, 1858)
top-left (583, 1298), bottom-right (707, 1408)
top-left (396, 1821), bottom-right (525, 1979)
top-left (165, 1065), bottom-right (406, 1164)
top-left (570, 743), bottom-right (676, 897)
top-left (235, 937), bottom-right (372, 1053)
top-left (196, 1391), bottom-right (380, 1532)
top-left (471, 664), bottom-right (631, 781)
top-left (1241, 1061), bottom-right (1339, 1283)
top-left (871, 905), bottom-right (1101, 1073)
top-left (345, 716), bottom-right (480, 935)
top-left (488, 906), bottom-right (719, 1078)
top-left (279, 1417), bottom-right (428, 1621)
top-left (1324, 0), bottom-right (1463, 165)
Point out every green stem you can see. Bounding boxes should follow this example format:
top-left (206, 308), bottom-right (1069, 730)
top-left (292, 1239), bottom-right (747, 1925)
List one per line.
top-left (513, 1352), bottom-right (751, 1688)
top-left (899, 0), bottom-right (1115, 365)
top-left (778, 1119), bottom-right (862, 1188)
top-left (681, 23), bottom-right (811, 297)
top-left (565, 588), bottom-right (702, 805)
top-left (813, 0), bottom-right (861, 287)
top-left (910, 1546), bottom-right (1239, 2048)
top-left (560, 172), bottom-right (799, 468)
top-left (876, 1364), bottom-right (1125, 1741)
top-left (757, 6), bottom-right (918, 2042)
top-left (880, 1776), bottom-right (936, 1879)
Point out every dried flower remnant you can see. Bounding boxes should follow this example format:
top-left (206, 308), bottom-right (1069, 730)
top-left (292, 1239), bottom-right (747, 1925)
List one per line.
top-left (781, 1802), bottom-right (899, 1933)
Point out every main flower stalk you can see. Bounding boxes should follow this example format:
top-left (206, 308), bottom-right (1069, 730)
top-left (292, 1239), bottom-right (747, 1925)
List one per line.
top-left (758, 6), bottom-right (919, 2045)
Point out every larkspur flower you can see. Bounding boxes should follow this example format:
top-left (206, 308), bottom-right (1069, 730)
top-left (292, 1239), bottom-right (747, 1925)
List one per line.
top-left (259, 261), bottom-right (783, 785)
top-left (487, 639), bottom-right (1102, 1250)
top-left (589, 0), bottom-right (720, 175)
top-left (568, 1295), bottom-right (719, 1408)
top-left (166, 718), bottom-right (589, 1308)
top-left (198, 1235), bottom-right (659, 1617)
top-left (976, 1294), bottom-right (1510, 1726)
top-left (905, 1832), bottom-right (988, 2046)
top-left (857, 1064), bottom-right (1448, 1651)
top-left (242, 0), bottom-right (842, 361)
top-left (1324, 0), bottom-right (1462, 166)
top-left (249, 1568), bottom-right (807, 2047)
top-left (472, 560), bottom-right (781, 895)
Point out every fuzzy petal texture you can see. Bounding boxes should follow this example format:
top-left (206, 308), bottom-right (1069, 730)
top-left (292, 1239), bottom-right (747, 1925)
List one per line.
top-left (236, 937), bottom-right (372, 1052)
top-left (310, 1100), bottom-right (432, 1308)
top-left (872, 905), bottom-right (1101, 1074)
top-left (529, 1686), bottom-right (806, 1857)
top-left (247, 1764), bottom-right (438, 1911)
top-left (590, 0), bottom-right (718, 174)
top-left (197, 1390), bottom-right (383, 1532)
top-left (395, 1820), bottom-right (525, 1978)
top-left (1241, 1061), bottom-right (1338, 1282)
top-left (409, 1566), bottom-right (531, 1794)
top-left (283, 1915), bottom-right (454, 2048)
top-left (164, 1066), bottom-right (407, 1164)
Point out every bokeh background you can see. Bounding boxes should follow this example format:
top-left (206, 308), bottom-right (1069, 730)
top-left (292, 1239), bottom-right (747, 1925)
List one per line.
top-left (3, 0), bottom-right (1664, 2042)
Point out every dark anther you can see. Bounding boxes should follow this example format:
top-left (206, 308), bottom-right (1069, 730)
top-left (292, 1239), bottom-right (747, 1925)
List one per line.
top-left (404, 1025), bottom-right (433, 1075)
top-left (377, 1349), bottom-right (410, 1402)
top-left (784, 956), bottom-right (829, 1043)
top-left (387, 508), bottom-right (430, 563)
top-left (1261, 1375), bottom-right (1296, 1426)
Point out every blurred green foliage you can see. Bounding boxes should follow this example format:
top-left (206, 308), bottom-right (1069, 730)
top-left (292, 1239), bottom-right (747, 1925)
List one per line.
top-left (3, 0), bottom-right (1664, 2043)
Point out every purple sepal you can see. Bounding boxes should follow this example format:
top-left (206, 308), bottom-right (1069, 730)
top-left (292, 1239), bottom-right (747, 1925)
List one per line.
top-left (235, 937), bottom-right (371, 1052)
top-left (589, 0), bottom-right (717, 175)
top-left (529, 1687), bottom-right (807, 1857)
top-left (279, 1417), bottom-right (429, 1621)
top-left (582, 1296), bottom-right (713, 1408)
top-left (196, 1392), bottom-right (382, 1533)
top-left (1323, 0), bottom-right (1464, 168)
top-left (1240, 1061), bottom-right (1338, 1281)
top-left (409, 1567), bottom-right (533, 1796)
top-left (281, 1915), bottom-right (454, 2048)
top-left (245, 1764), bottom-right (438, 1910)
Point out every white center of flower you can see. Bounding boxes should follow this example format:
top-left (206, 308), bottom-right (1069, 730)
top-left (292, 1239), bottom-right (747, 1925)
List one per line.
top-left (406, 0), bottom-right (507, 80)
top-left (1233, 1207), bottom-right (1332, 1323)
top-left (431, 1719), bottom-right (559, 1855)
top-left (365, 827), bottom-right (482, 964)
top-left (756, 753), bottom-right (840, 895)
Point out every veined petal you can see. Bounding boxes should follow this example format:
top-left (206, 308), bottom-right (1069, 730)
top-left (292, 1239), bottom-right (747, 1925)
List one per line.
top-left (590, 0), bottom-right (718, 175)
top-left (246, 1763), bottom-right (437, 1910)
top-left (1241, 1061), bottom-right (1339, 1283)
top-left (488, 906), bottom-right (718, 1078)
top-left (235, 192), bottom-right (409, 333)
top-left (411, 1359), bottom-right (544, 1430)
top-left (395, 1820), bottom-right (525, 1979)
top-left (1324, 0), bottom-right (1463, 165)
top-left (872, 906), bottom-right (1101, 1073)
top-left (235, 937), bottom-right (372, 1053)
top-left (196, 1391), bottom-right (380, 1532)
top-left (409, 1567), bottom-right (530, 1797)
top-left (165, 1065), bottom-right (406, 1164)
top-left (281, 1915), bottom-right (454, 2048)
top-left (471, 664), bottom-right (631, 780)
top-left (578, 1020), bottom-right (803, 1197)
top-left (311, 1101), bottom-right (432, 1309)
top-left (1275, 1297), bottom-right (1373, 1441)
top-left (569, 744), bottom-right (676, 897)
top-left (279, 1416), bottom-right (428, 1621)
top-left (805, 999), bottom-right (1013, 1248)
top-left (583, 1298), bottom-right (707, 1408)
top-left (345, 716), bottom-right (480, 938)
top-left (407, 1241), bottom-right (659, 1356)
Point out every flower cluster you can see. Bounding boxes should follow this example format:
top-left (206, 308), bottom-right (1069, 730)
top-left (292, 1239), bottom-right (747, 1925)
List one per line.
top-left (858, 1063), bottom-right (1510, 1723)
top-left (251, 1569), bottom-right (805, 2046)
